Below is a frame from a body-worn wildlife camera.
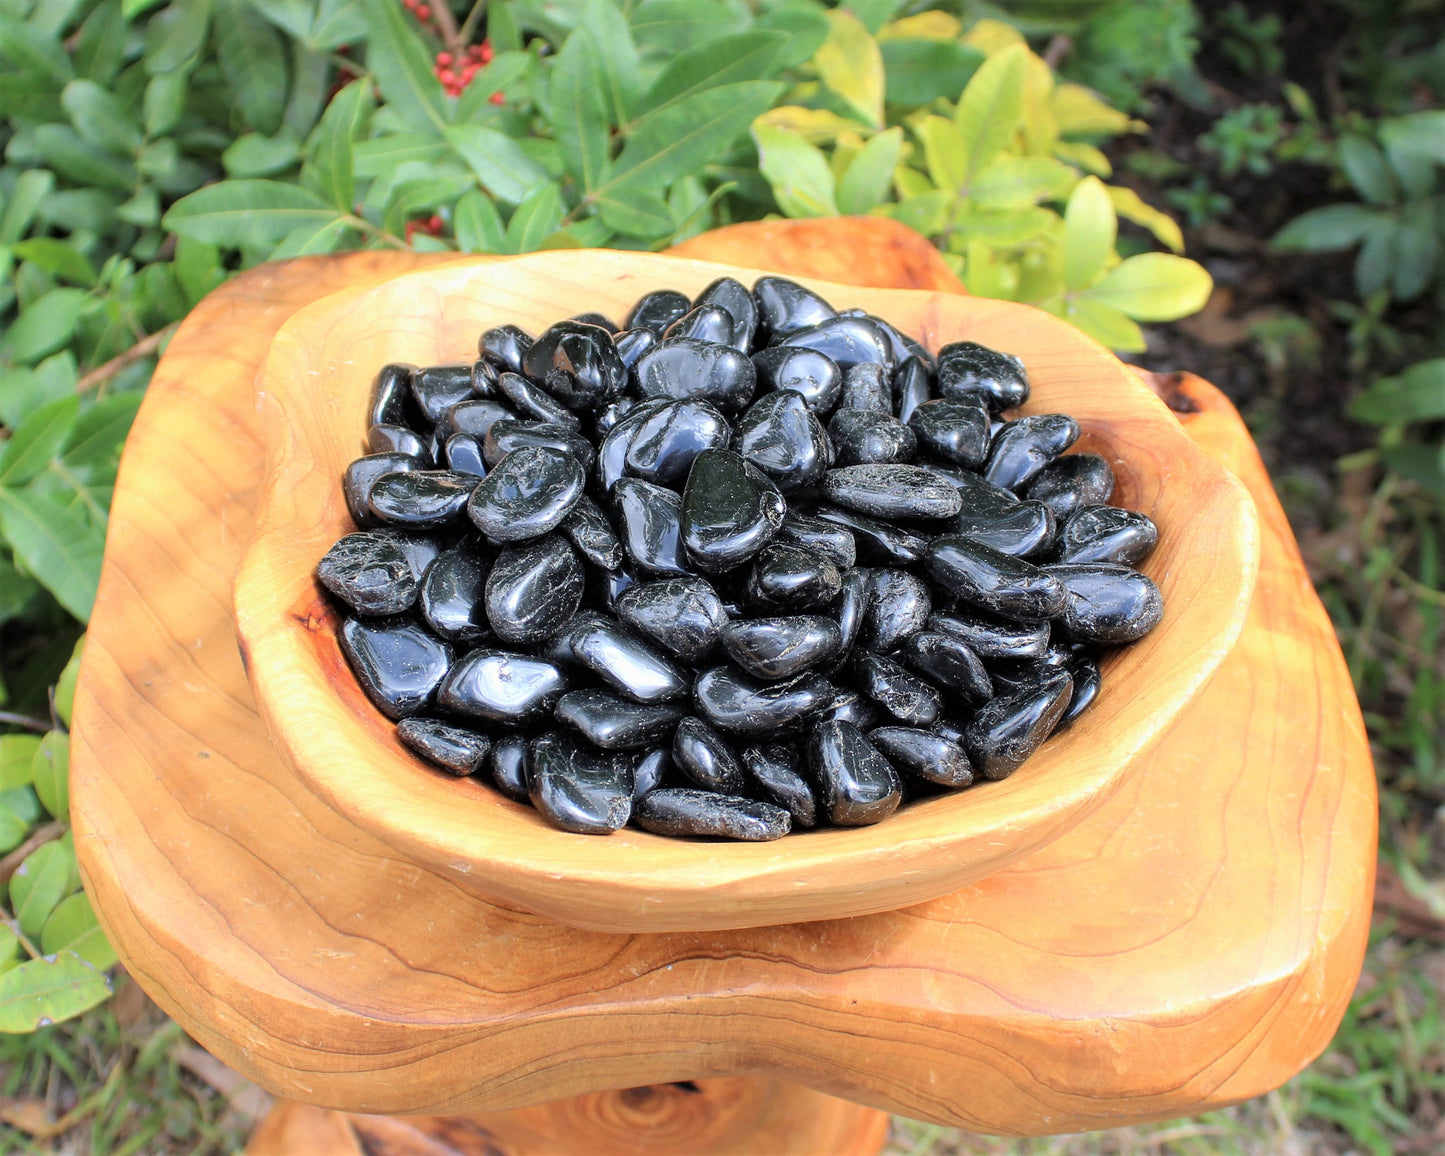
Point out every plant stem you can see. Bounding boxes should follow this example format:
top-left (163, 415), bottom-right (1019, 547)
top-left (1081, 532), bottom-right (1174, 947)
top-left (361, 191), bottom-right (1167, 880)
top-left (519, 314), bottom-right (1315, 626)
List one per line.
top-left (74, 323), bottom-right (180, 394)
top-left (343, 214), bottom-right (411, 251)
top-left (433, 0), bottom-right (463, 56)
top-left (0, 711), bottom-right (49, 733)
top-left (459, 0), bottom-right (488, 46)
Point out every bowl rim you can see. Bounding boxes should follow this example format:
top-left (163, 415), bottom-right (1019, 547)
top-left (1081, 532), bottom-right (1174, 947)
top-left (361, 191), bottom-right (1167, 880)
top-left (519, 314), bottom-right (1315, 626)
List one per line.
top-left (233, 249), bottom-right (1260, 933)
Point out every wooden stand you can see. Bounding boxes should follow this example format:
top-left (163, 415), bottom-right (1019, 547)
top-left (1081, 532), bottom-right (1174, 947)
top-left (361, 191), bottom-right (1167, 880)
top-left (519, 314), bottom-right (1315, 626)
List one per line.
top-left (70, 221), bottom-right (1376, 1152)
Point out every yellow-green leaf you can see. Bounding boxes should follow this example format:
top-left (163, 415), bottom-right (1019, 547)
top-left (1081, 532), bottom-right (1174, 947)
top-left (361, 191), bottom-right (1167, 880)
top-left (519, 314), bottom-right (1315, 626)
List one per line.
top-left (962, 239), bottom-right (1019, 299)
top-left (1051, 83), bottom-right (1143, 137)
top-left (41, 892), bottom-right (117, 971)
top-left (1063, 175), bottom-right (1116, 291)
top-left (919, 114), bottom-right (966, 191)
top-left (0, 925), bottom-right (20, 979)
top-left (752, 123), bottom-right (839, 218)
top-left (951, 204), bottom-right (1055, 246)
top-left (877, 12), bottom-right (960, 40)
top-left (1082, 253), bottom-right (1213, 321)
top-left (961, 19), bottom-right (1024, 54)
top-left (1049, 296), bottom-right (1148, 351)
top-left (54, 636), bottom-right (84, 730)
top-left (0, 952), bottom-right (111, 1032)
top-left (0, 735), bottom-right (40, 791)
top-left (1107, 185), bottom-right (1185, 254)
top-left (1053, 140), bottom-right (1112, 177)
top-left (837, 126), bottom-right (903, 215)
top-left (875, 189), bottom-right (953, 235)
top-left (953, 44), bottom-right (1026, 185)
top-left (1018, 49), bottom-right (1057, 158)
top-left (812, 9), bottom-right (884, 129)
top-left (754, 105), bottom-right (869, 144)
top-left (970, 156), bottom-right (1074, 209)
top-left (10, 841), bottom-right (72, 941)
top-left (32, 730), bottom-right (69, 820)
top-left (894, 165), bottom-right (934, 199)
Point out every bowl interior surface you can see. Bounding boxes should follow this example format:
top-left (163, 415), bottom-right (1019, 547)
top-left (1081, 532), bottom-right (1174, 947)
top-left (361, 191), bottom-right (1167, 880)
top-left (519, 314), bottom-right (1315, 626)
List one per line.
top-left (234, 250), bottom-right (1259, 933)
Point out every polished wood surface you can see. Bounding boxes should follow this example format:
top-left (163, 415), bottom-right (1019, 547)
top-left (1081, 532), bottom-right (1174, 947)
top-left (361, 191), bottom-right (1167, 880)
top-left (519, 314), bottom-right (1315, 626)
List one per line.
top-left (232, 249), bottom-right (1258, 932)
top-left (69, 223), bottom-right (1374, 1134)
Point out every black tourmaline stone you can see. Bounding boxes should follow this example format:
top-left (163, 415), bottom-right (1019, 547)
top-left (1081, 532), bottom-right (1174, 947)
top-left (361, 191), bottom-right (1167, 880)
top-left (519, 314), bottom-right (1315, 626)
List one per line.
top-left (735, 390), bottom-right (832, 492)
top-left (752, 276), bottom-right (837, 343)
top-left (467, 445), bottom-right (585, 542)
top-left (827, 409), bottom-right (916, 466)
top-left (624, 399), bottom-right (731, 487)
top-left (396, 717), bottom-right (491, 776)
top-left (484, 534), bottom-right (585, 644)
top-left (1060, 659), bottom-right (1101, 724)
top-left (1044, 563), bottom-right (1164, 644)
top-left (633, 338), bottom-right (757, 412)
top-left (632, 746), bottom-right (670, 797)
top-left (681, 450), bottom-right (786, 573)
top-left (560, 494), bottom-right (624, 571)
top-left (317, 532), bottom-right (418, 616)
top-left (438, 649), bottom-right (568, 724)
top-left (368, 363), bottom-right (414, 427)
top-left (892, 355), bottom-right (931, 423)
top-left (692, 665), bottom-right (834, 735)
top-left (742, 743), bottom-right (817, 827)
top-left (672, 716), bottom-right (747, 793)
top-left (776, 513), bottom-right (855, 569)
top-left (746, 543), bottom-right (842, 611)
top-left (868, 727), bottom-right (973, 787)
top-left (814, 507), bottom-right (926, 565)
top-left (823, 464), bottom-right (962, 520)
top-left (899, 631), bottom-right (992, 704)
top-left (445, 434), bottom-right (487, 477)
top-left (926, 536), bottom-right (1066, 623)
top-left (368, 423), bottom-right (431, 462)
top-left (614, 577), bottom-right (726, 662)
top-left (983, 414), bottom-right (1081, 492)
top-left (343, 452), bottom-right (422, 529)
top-left (366, 470), bottom-right (476, 529)
top-left (497, 371), bottom-right (582, 429)
top-left (482, 419), bottom-right (594, 473)
top-left (634, 789), bottom-right (790, 841)
top-left (908, 396), bottom-right (990, 466)
top-left (613, 327), bottom-right (657, 371)
top-left (806, 720), bottom-right (901, 826)
top-left (625, 289), bottom-right (691, 335)
top-left (860, 569), bottom-right (931, 652)
top-left (339, 617), bottom-right (452, 720)
top-left (1055, 505), bottom-right (1159, 566)
top-left (1025, 453), bottom-right (1115, 520)
top-left (665, 304), bottom-right (734, 347)
top-left (479, 324), bottom-right (533, 374)
top-left (419, 547), bottom-right (489, 642)
top-left (696, 276), bottom-right (758, 352)
top-left (751, 346), bottom-right (842, 412)
top-left (520, 320), bottom-right (627, 410)
top-left (720, 616), bottom-right (842, 680)
top-left (963, 672), bottom-right (1074, 780)
top-left (554, 689), bottom-right (685, 750)
top-left (528, 732), bottom-right (632, 834)
top-left (927, 609), bottom-right (1051, 662)
top-left (839, 363), bottom-right (892, 412)
top-left (936, 341), bottom-right (1029, 412)
top-left (853, 651), bottom-right (942, 726)
top-left (412, 364), bottom-right (476, 422)
top-left (780, 315), bottom-right (894, 374)
top-left (612, 477), bottom-right (689, 576)
top-left (488, 733), bottom-right (531, 801)
top-left (443, 398), bottom-right (513, 443)
top-left (566, 616), bottom-right (689, 703)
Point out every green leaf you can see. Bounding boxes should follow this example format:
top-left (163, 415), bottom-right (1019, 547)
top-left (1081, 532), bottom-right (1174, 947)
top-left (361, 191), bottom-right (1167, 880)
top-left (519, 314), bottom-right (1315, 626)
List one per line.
top-left (1053, 296), bottom-right (1146, 351)
top-left (630, 0), bottom-right (750, 55)
top-left (879, 188), bottom-right (954, 235)
top-left (0, 71), bottom-right (64, 121)
top-left (0, 555), bottom-right (40, 629)
top-left (10, 842), bottom-right (72, 941)
top-left (287, 45), bottom-right (330, 141)
top-left (247, 0), bottom-right (312, 39)
top-left (53, 638), bottom-right (84, 730)
top-left (0, 355), bottom-right (76, 431)
top-left (583, 0), bottom-right (642, 125)
top-left (1380, 443), bottom-right (1445, 497)
top-left (596, 189), bottom-right (672, 238)
top-left (1063, 175), bottom-right (1115, 292)
top-left (2, 788), bottom-right (43, 829)
top-left (0, 171), bottom-right (54, 246)
top-left (919, 114), bottom-right (966, 191)
top-left (174, 236), bottom-right (225, 306)
top-left (753, 1), bottom-right (830, 70)
top-left (163, 180), bottom-right (335, 248)
top-left (307, 78), bottom-right (373, 212)
top-left (0, 736), bottom-right (40, 791)
top-left (75, 0), bottom-right (128, 84)
top-left (969, 156), bottom-right (1074, 208)
top-left (453, 190), bottom-right (506, 253)
top-left (953, 43), bottom-right (1025, 185)
top-left (62, 393), bottom-right (144, 473)
top-left (144, 0), bottom-right (211, 74)
top-left (0, 397), bottom-right (80, 487)
top-left (812, 9), bottom-right (884, 128)
top-left (752, 123), bottom-right (838, 218)
top-left (599, 81), bottom-right (784, 202)
top-left (636, 32), bottom-right (784, 119)
top-left (0, 806), bottom-right (27, 856)
top-left (223, 133), bottom-right (301, 179)
top-left (0, 12), bottom-right (75, 83)
top-left (503, 182), bottom-right (565, 254)
top-left (0, 925), bottom-right (19, 974)
top-left (1378, 110), bottom-right (1445, 165)
top-left (0, 952), bottom-right (112, 1033)
top-left (354, 135), bottom-right (448, 177)
top-left (144, 70), bottom-right (189, 136)
top-left (380, 176), bottom-right (471, 237)
top-left (0, 491), bottom-right (105, 622)
top-left (1390, 197), bottom-right (1437, 302)
top-left (1272, 203), bottom-right (1388, 252)
top-left (1356, 216), bottom-right (1395, 298)
top-left (42, 893), bottom-right (117, 972)
top-left (214, 0), bottom-right (287, 134)
top-left (550, 28), bottom-right (613, 193)
top-left (125, 0), bottom-right (167, 15)
top-left (879, 38), bottom-right (982, 107)
top-left (454, 50), bottom-right (534, 121)
top-left (268, 216), bottom-right (353, 259)
top-left (62, 79), bottom-right (143, 156)
top-left (9, 240), bottom-right (97, 289)
top-left (1082, 253), bottom-right (1213, 322)
top-left (1107, 186), bottom-right (1183, 254)
top-left (1350, 360), bottom-right (1445, 424)
top-left (836, 125), bottom-right (902, 216)
top-left (310, 0), bottom-right (367, 50)
top-left (1338, 134), bottom-right (1396, 207)
top-left (848, 0), bottom-right (904, 33)
top-left (33, 124), bottom-right (138, 192)
top-left (360, 0), bottom-right (450, 134)
top-left (31, 731), bottom-right (69, 821)
top-left (0, 292), bottom-right (90, 366)
top-left (444, 125), bottom-right (549, 207)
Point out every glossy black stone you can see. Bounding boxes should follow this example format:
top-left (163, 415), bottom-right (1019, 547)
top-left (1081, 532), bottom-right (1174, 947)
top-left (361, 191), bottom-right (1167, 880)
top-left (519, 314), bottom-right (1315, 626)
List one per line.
top-left (317, 531), bottom-right (418, 615)
top-left (822, 464), bottom-right (962, 520)
top-left (528, 731), bottom-right (632, 834)
top-left (625, 289), bottom-right (691, 335)
top-left (437, 648), bottom-right (569, 724)
top-left (752, 276), bottom-right (837, 343)
top-left (776, 513), bottom-right (855, 569)
top-left (343, 452), bottom-right (422, 529)
top-left (818, 689), bottom-right (884, 730)
top-left (339, 617), bottom-right (452, 720)
top-left (672, 716), bottom-right (747, 793)
top-left (861, 569), bottom-right (931, 652)
top-left (471, 357), bottom-right (499, 398)
top-left (1044, 563), bottom-right (1164, 644)
top-left (936, 341), bottom-right (1029, 413)
top-left (806, 720), bottom-right (901, 826)
top-left (751, 346), bottom-right (842, 412)
top-left (868, 727), bottom-right (973, 787)
top-left (839, 362), bottom-right (892, 412)
top-left (983, 414), bottom-right (1081, 492)
top-left (479, 324), bottom-right (533, 374)
top-left (826, 409), bottom-right (917, 466)
top-left (950, 494), bottom-right (1056, 558)
top-left (696, 276), bottom-right (758, 352)
top-left (742, 743), bottom-right (816, 827)
top-left (570, 311), bottom-right (616, 333)
top-left (779, 315), bottom-right (894, 374)
top-left (927, 610), bottom-right (1051, 662)
top-left (368, 423), bottom-right (431, 462)
top-left (444, 434), bottom-right (487, 477)
top-left (396, 717), bottom-right (491, 776)
top-left (746, 543), bottom-right (841, 611)
top-left (927, 536), bottom-right (1066, 623)
top-left (892, 355), bottom-right (932, 423)
top-left (484, 534), bottom-right (584, 645)
top-left (632, 746), bottom-right (670, 798)
top-left (634, 788), bottom-right (790, 841)
top-left (379, 530), bottom-right (442, 585)
top-left (814, 506), bottom-right (926, 565)
top-left (369, 363), bottom-right (415, 427)
top-left (419, 547), bottom-right (489, 642)
top-left (496, 370), bottom-right (582, 430)
top-left (692, 665), bottom-right (834, 735)
top-left (899, 631), bottom-right (992, 704)
top-left (554, 689), bottom-right (684, 750)
top-left (664, 303), bottom-right (735, 346)
top-left (567, 616), bottom-right (689, 703)
top-left (963, 672), bottom-right (1074, 780)
top-left (596, 398), bottom-right (669, 492)
top-left (481, 419), bottom-right (593, 473)
top-left (488, 733), bottom-right (531, 801)
top-left (412, 363), bottom-right (475, 422)
top-left (614, 577), bottom-right (726, 662)
top-left (611, 478), bottom-right (689, 576)
top-left (680, 450), bottom-right (786, 573)
top-left (612, 327), bottom-right (658, 371)
top-left (1025, 453), bottom-right (1115, 520)
top-left (720, 615), bottom-right (842, 680)
top-left (367, 470), bottom-right (477, 528)
top-left (443, 399), bottom-right (514, 443)
top-left (593, 565), bottom-right (640, 611)
top-left (625, 399), bottom-right (731, 487)
top-left (908, 397), bottom-right (990, 467)
top-left (853, 651), bottom-right (942, 725)
top-left (830, 567), bottom-right (869, 660)
top-left (735, 390), bottom-right (831, 492)
top-left (560, 494), bottom-right (623, 571)
top-left (467, 445), bottom-right (584, 542)
top-left (520, 319), bottom-right (627, 410)
top-left (595, 398), bottom-right (639, 438)
top-left (633, 338), bottom-right (757, 413)
top-left (1055, 505), bottom-right (1159, 566)
top-left (1059, 659), bottom-right (1100, 725)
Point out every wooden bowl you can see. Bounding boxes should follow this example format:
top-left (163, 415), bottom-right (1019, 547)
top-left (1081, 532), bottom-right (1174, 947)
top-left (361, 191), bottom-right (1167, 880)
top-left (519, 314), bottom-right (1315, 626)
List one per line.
top-left (233, 250), bottom-right (1259, 933)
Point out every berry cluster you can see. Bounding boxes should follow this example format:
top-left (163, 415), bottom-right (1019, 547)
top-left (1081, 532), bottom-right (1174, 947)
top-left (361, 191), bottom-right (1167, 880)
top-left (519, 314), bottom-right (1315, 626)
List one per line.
top-left (405, 215), bottom-right (447, 243)
top-left (434, 42), bottom-right (497, 98)
top-left (400, 0), bottom-right (432, 20)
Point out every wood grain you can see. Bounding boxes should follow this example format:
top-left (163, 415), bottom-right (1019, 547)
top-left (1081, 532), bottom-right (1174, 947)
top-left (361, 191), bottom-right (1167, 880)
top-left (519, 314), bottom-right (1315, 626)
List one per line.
top-left (232, 249), bottom-right (1259, 932)
top-left (69, 226), bottom-right (1374, 1135)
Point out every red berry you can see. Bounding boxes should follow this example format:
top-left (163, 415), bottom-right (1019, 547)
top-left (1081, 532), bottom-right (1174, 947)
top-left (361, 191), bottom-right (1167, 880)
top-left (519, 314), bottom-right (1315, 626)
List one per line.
top-left (488, 91), bottom-right (505, 105)
top-left (481, 39), bottom-right (493, 62)
top-left (437, 51), bottom-right (453, 66)
top-left (402, 0), bottom-right (415, 8)
top-left (462, 62), bottom-right (479, 77)
top-left (439, 68), bottom-right (457, 85)
top-left (469, 44), bottom-right (485, 59)
top-left (429, 214), bottom-right (444, 231)
top-left (415, 3), bottom-right (430, 18)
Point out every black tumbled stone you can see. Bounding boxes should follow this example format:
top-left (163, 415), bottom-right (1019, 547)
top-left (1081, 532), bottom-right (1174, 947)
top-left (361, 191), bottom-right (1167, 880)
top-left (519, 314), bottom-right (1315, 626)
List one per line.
top-left (397, 717), bottom-right (491, 776)
top-left (339, 617), bottom-right (452, 720)
top-left (317, 531), bottom-right (418, 616)
top-left (467, 445), bottom-right (585, 542)
top-left (806, 720), bottom-right (901, 826)
top-left (484, 534), bottom-right (585, 645)
top-left (634, 788), bottom-right (790, 841)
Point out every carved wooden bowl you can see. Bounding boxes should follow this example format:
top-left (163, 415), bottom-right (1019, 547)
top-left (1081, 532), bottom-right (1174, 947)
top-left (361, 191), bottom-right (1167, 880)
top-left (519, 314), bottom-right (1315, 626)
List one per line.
top-left (232, 250), bottom-right (1259, 933)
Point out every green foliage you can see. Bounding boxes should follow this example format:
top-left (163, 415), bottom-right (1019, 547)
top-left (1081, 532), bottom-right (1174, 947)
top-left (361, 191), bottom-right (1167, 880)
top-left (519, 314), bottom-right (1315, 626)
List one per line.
top-left (1199, 104), bottom-right (1287, 178)
top-left (1056, 0), bottom-right (1200, 113)
top-left (1213, 1), bottom-right (1284, 77)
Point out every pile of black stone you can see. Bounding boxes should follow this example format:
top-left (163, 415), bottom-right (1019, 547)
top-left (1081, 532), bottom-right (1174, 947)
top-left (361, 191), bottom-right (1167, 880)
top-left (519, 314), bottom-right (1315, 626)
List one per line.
top-left (316, 277), bottom-right (1163, 841)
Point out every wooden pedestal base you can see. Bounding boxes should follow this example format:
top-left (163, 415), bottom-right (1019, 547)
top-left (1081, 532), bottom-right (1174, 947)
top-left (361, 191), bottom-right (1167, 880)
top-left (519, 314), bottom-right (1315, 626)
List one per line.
top-left (246, 1080), bottom-right (889, 1156)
